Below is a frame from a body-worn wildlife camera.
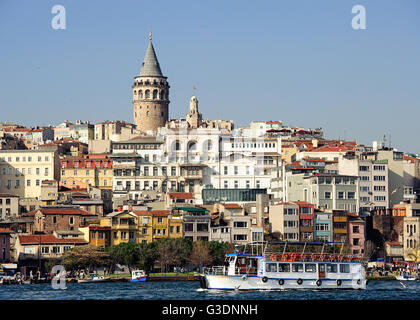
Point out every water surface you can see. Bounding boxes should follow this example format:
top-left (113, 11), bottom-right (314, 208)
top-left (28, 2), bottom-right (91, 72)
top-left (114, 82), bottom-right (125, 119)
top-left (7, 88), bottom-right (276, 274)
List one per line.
top-left (0, 280), bottom-right (418, 300)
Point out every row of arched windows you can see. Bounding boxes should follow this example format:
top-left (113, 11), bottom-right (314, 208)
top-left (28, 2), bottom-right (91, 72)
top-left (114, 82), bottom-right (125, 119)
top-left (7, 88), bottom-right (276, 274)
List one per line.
top-left (134, 89), bottom-right (168, 100)
top-left (407, 239), bottom-right (417, 249)
top-left (407, 224), bottom-right (417, 234)
top-left (172, 140), bottom-right (213, 152)
top-left (134, 79), bottom-right (167, 86)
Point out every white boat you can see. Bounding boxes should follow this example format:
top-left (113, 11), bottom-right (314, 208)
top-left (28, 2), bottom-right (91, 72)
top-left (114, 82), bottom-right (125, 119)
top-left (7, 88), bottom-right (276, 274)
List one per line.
top-left (77, 274), bottom-right (112, 283)
top-left (396, 274), bottom-right (417, 281)
top-left (199, 241), bottom-right (367, 290)
top-left (130, 270), bottom-right (148, 282)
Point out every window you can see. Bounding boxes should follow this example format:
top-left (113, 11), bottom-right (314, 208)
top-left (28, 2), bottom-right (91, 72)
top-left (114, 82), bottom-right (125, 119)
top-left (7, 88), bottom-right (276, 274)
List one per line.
top-left (327, 264), bottom-right (337, 273)
top-left (278, 263), bottom-right (290, 272)
top-left (224, 166), bottom-right (228, 175)
top-left (340, 264), bottom-right (350, 273)
top-left (292, 263), bottom-right (304, 272)
top-left (324, 192), bottom-right (331, 199)
top-left (338, 192), bottom-right (344, 199)
top-left (234, 221), bottom-right (247, 228)
top-left (266, 263), bottom-right (278, 273)
top-left (348, 192), bottom-right (355, 199)
top-left (233, 234), bottom-right (247, 241)
top-left (305, 264), bottom-right (316, 272)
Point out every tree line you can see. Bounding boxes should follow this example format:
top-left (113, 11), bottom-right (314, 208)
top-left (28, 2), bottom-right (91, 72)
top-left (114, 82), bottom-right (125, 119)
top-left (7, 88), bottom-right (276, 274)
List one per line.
top-left (59, 239), bottom-right (235, 274)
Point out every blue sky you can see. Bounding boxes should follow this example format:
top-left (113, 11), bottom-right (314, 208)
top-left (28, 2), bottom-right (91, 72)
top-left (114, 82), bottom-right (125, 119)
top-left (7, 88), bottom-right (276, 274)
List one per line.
top-left (0, 0), bottom-right (419, 153)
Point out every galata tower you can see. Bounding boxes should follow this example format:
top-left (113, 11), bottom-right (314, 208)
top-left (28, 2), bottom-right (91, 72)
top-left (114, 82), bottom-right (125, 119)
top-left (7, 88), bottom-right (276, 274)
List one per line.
top-left (132, 32), bottom-right (170, 133)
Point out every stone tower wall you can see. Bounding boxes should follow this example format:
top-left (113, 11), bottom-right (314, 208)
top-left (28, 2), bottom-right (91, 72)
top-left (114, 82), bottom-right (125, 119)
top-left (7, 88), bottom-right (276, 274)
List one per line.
top-left (133, 76), bottom-right (169, 133)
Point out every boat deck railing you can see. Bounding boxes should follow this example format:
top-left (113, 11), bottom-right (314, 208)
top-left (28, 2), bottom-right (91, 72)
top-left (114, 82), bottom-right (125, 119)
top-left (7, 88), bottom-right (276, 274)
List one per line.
top-left (203, 266), bottom-right (228, 275)
top-left (263, 252), bottom-right (363, 263)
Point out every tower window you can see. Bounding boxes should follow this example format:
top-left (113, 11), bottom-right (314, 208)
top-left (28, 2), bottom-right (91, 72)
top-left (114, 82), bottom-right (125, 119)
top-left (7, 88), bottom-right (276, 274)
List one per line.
top-left (145, 90), bottom-right (150, 99)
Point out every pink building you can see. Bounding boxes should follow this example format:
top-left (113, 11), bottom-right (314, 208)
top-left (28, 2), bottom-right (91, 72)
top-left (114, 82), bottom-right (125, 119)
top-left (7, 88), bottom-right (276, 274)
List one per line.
top-left (0, 228), bottom-right (13, 262)
top-left (348, 213), bottom-right (365, 256)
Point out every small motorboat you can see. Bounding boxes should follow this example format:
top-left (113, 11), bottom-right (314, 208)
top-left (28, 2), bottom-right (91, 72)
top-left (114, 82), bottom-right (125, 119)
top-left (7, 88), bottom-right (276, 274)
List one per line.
top-left (77, 274), bottom-right (112, 283)
top-left (130, 270), bottom-right (148, 282)
top-left (396, 274), bottom-right (417, 281)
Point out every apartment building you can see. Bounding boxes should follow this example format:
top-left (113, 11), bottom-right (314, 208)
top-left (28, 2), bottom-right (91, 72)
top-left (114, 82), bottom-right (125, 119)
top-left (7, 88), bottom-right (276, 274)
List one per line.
top-left (172, 206), bottom-right (211, 242)
top-left (339, 153), bottom-right (389, 214)
top-left (348, 213), bottom-right (365, 255)
top-left (210, 203), bottom-right (252, 244)
top-left (105, 209), bottom-right (183, 245)
top-left (24, 207), bottom-right (97, 234)
top-left (286, 173), bottom-right (359, 213)
top-left (60, 154), bottom-right (113, 212)
top-left (0, 194), bottom-right (19, 219)
top-left (269, 202), bottom-right (299, 241)
top-left (0, 149), bottom-right (59, 199)
top-left (314, 210), bottom-right (332, 242)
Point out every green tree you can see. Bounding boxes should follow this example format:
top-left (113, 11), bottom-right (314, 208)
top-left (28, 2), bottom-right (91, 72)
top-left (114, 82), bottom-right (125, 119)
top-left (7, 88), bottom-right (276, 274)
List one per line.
top-left (62, 245), bottom-right (110, 271)
top-left (137, 242), bottom-right (157, 273)
top-left (156, 238), bottom-right (192, 273)
top-left (108, 243), bottom-right (139, 272)
top-left (208, 241), bottom-right (234, 265)
top-left (189, 241), bottom-right (213, 271)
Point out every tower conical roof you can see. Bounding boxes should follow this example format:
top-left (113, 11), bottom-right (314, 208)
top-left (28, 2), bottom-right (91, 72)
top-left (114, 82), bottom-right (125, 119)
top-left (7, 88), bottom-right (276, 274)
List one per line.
top-left (139, 38), bottom-right (163, 77)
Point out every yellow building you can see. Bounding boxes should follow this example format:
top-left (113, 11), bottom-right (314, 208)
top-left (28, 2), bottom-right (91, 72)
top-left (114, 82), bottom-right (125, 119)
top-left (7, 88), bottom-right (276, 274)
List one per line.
top-left (0, 150), bottom-right (60, 199)
top-left (79, 225), bottom-right (111, 248)
top-left (106, 209), bottom-right (183, 245)
top-left (60, 154), bottom-right (113, 212)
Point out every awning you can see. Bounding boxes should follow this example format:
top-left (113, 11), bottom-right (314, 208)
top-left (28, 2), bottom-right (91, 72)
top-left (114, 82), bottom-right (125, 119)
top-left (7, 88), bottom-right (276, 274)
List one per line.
top-left (2, 263), bottom-right (17, 269)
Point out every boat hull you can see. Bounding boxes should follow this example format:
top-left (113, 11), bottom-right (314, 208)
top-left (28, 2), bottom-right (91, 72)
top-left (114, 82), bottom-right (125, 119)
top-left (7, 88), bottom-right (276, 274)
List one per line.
top-left (130, 276), bottom-right (148, 282)
top-left (77, 278), bottom-right (111, 283)
top-left (200, 274), bottom-right (367, 290)
top-left (396, 276), bottom-right (417, 281)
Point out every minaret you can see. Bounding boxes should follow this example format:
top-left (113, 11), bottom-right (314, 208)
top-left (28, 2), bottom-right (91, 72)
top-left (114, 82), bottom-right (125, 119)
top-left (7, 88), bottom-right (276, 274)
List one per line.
top-left (132, 31), bottom-right (170, 133)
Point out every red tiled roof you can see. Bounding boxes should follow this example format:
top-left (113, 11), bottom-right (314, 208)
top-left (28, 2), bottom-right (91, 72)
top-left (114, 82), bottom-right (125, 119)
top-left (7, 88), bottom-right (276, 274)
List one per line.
top-left (132, 210), bottom-right (170, 217)
top-left (0, 193), bottom-right (19, 198)
top-left (168, 192), bottom-right (193, 199)
top-left (221, 203), bottom-right (243, 209)
top-left (303, 158), bottom-right (326, 162)
top-left (294, 201), bottom-right (314, 207)
top-left (88, 225), bottom-right (111, 231)
top-left (24, 208), bottom-right (96, 217)
top-left (18, 234), bottom-right (88, 245)
top-left (348, 212), bottom-right (359, 218)
top-left (0, 228), bottom-right (14, 234)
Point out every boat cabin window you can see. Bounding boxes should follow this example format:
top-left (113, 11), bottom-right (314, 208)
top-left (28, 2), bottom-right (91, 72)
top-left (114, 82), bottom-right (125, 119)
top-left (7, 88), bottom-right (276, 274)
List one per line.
top-left (266, 263), bottom-right (278, 273)
top-left (292, 263), bottom-right (304, 273)
top-left (340, 264), bottom-right (350, 273)
top-left (327, 264), bottom-right (337, 273)
top-left (305, 264), bottom-right (316, 273)
top-left (278, 263), bottom-right (290, 272)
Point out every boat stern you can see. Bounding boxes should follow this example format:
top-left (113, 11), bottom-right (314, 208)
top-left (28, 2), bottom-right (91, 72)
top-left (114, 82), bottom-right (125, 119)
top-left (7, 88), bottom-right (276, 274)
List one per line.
top-left (199, 275), bottom-right (208, 289)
